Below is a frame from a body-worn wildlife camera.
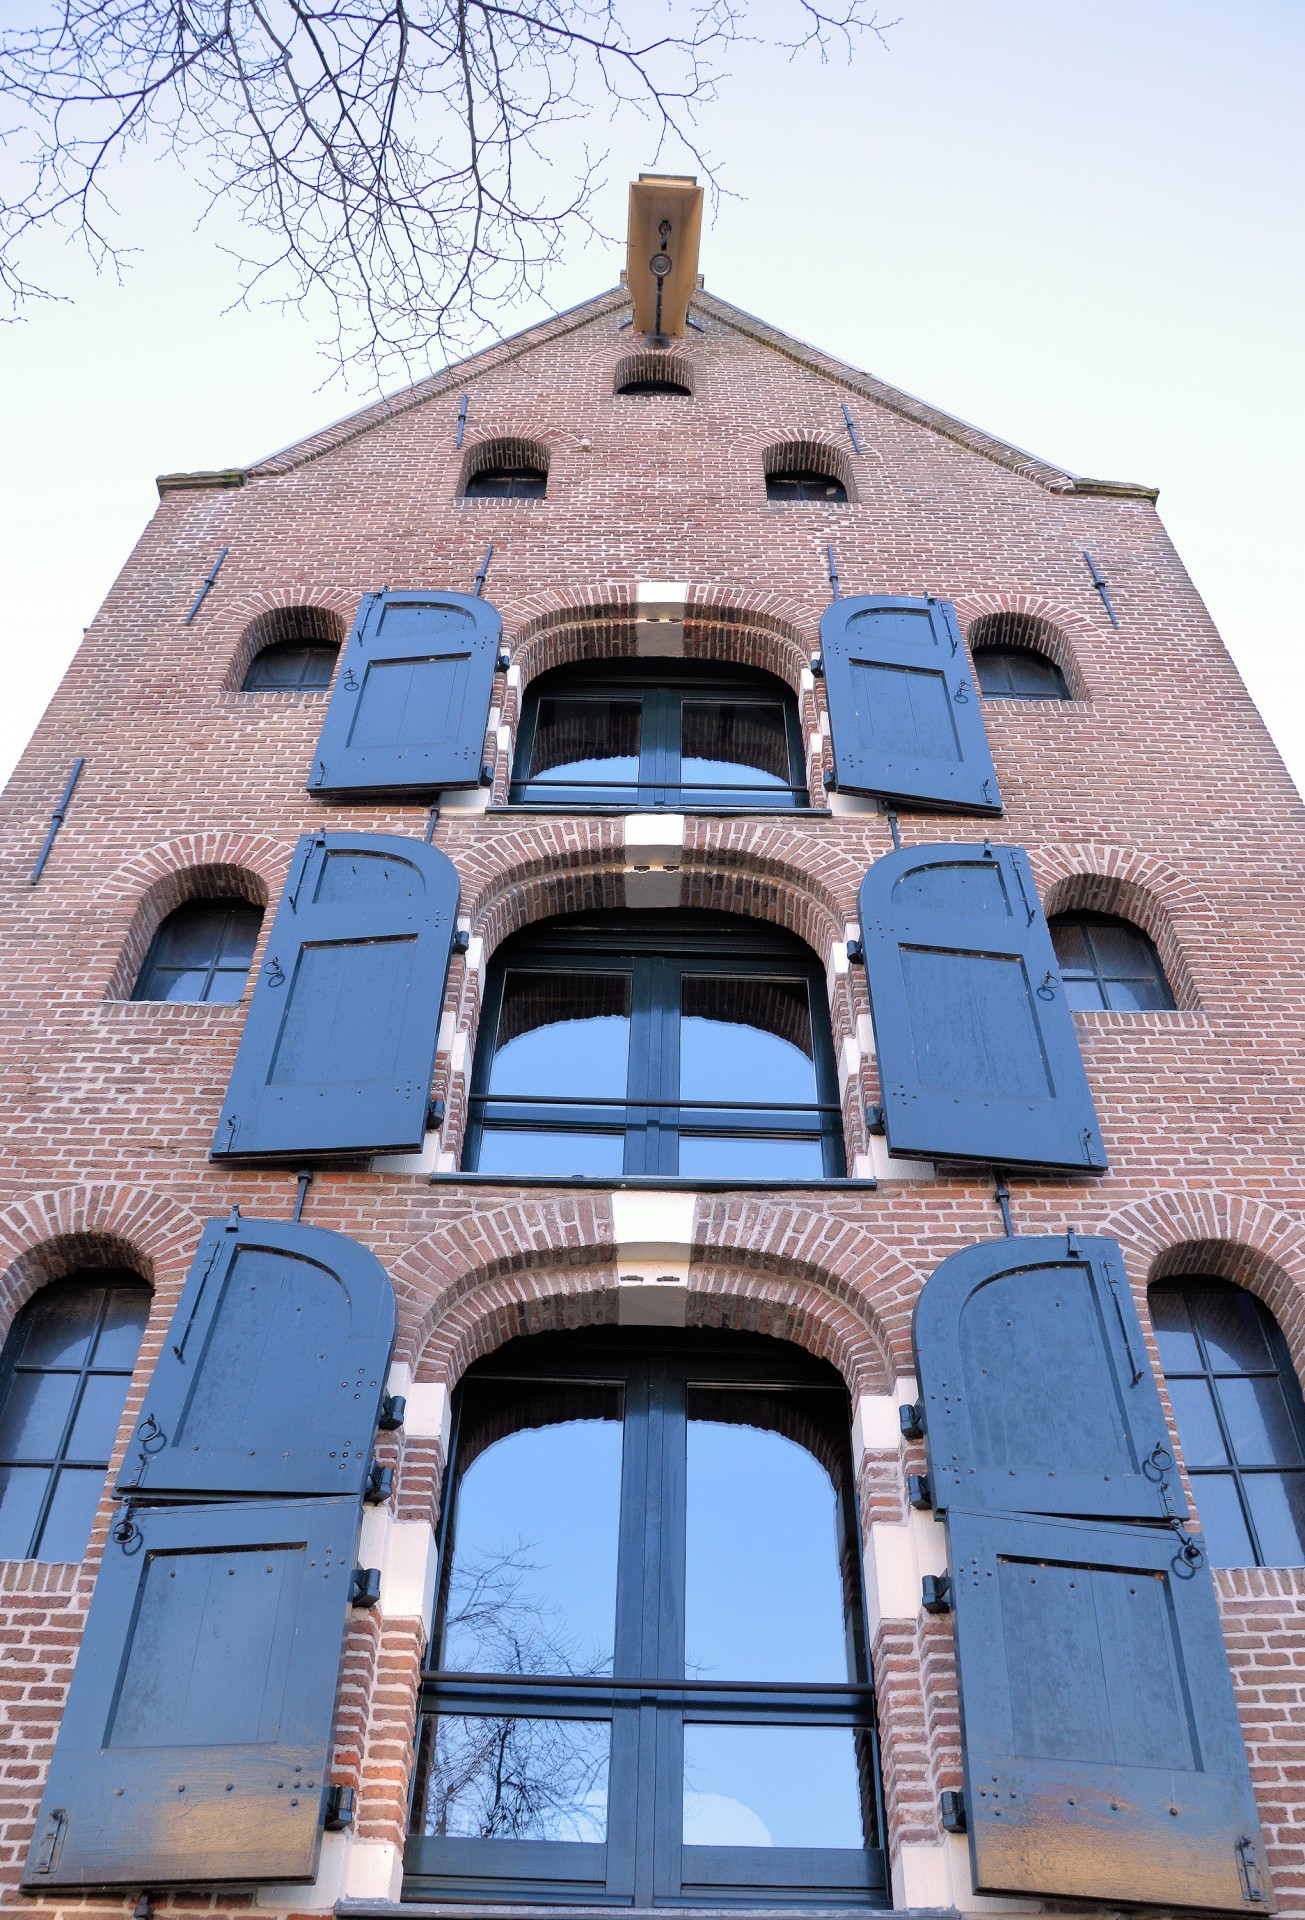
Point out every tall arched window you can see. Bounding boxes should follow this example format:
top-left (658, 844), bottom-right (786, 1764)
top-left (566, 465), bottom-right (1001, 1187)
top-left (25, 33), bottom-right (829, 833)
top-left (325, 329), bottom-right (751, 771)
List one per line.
top-left (132, 898), bottom-right (262, 1003)
top-left (0, 1274), bottom-right (150, 1560)
top-left (1049, 910), bottom-right (1176, 1011)
top-left (406, 1328), bottom-right (885, 1905)
top-left (465, 912), bottom-right (844, 1180)
top-left (1150, 1278), bottom-right (1305, 1567)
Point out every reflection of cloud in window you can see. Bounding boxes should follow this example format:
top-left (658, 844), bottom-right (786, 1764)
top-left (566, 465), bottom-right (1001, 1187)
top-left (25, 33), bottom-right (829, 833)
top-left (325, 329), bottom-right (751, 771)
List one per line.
top-left (683, 1792), bottom-right (773, 1848)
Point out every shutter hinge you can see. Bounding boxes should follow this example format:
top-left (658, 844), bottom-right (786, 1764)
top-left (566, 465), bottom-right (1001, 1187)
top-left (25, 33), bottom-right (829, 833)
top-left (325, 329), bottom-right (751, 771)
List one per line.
top-left (325, 1785), bottom-right (357, 1832)
top-left (350, 1565), bottom-right (382, 1609)
top-left (845, 937), bottom-right (865, 964)
top-left (32, 1808), bottom-right (67, 1875)
top-left (365, 1461), bottom-right (395, 1506)
top-left (940, 1790), bottom-right (966, 1834)
top-left (479, 761), bottom-right (495, 786)
top-left (921, 1573), bottom-right (952, 1614)
top-left (899, 1401), bottom-right (925, 1441)
top-left (427, 1097), bottom-right (445, 1131)
top-left (453, 928), bottom-right (471, 954)
top-left (378, 1393), bottom-right (406, 1431)
top-left (1236, 1835), bottom-right (1267, 1905)
top-left (809, 653), bottom-right (824, 678)
top-left (908, 1473), bottom-right (933, 1511)
top-left (497, 649), bottom-right (512, 672)
top-left (867, 1103), bottom-right (885, 1134)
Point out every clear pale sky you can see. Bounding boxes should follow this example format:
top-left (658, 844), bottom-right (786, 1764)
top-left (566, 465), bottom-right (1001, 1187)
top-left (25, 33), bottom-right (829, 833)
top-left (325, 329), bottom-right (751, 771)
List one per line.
top-left (2, 0), bottom-right (1301, 794)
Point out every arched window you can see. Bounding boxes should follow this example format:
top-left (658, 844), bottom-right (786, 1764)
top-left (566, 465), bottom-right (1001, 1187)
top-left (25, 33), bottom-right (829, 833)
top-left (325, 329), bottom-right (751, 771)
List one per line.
top-left (132, 898), bottom-right (262, 1004)
top-left (1150, 1279), bottom-right (1305, 1567)
top-left (1049, 911), bottom-right (1176, 1011)
top-left (243, 640), bottom-right (337, 691)
top-left (973, 645), bottom-right (1069, 701)
top-left (0, 1274), bottom-right (150, 1560)
top-left (465, 911), bottom-right (844, 1179)
top-left (765, 469), bottom-right (847, 504)
top-left (464, 464), bottom-right (548, 500)
top-left (406, 1328), bottom-right (885, 1905)
top-left (511, 662), bottom-right (808, 810)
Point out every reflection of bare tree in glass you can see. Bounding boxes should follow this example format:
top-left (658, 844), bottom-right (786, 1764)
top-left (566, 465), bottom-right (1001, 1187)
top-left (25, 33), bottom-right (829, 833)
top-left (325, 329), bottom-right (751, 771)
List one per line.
top-left (422, 1546), bottom-right (609, 1842)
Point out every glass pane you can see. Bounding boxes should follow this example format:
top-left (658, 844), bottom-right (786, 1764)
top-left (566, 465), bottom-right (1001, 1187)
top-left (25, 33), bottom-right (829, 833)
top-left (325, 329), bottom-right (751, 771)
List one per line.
top-left (1191, 1473), bottom-right (1256, 1566)
top-left (1168, 1378), bottom-right (1229, 1466)
top-left (441, 1379), bottom-right (623, 1675)
top-left (93, 1287), bottom-right (150, 1367)
top-left (155, 908), bottom-right (229, 966)
top-left (0, 1464), bottom-right (47, 1558)
top-left (677, 1136), bottom-right (825, 1179)
top-left (67, 1373), bottom-right (132, 1460)
top-left (1085, 922), bottom-right (1156, 980)
top-left (679, 976), bottom-right (816, 1106)
top-left (37, 1467), bottom-right (104, 1561)
top-left (685, 1388), bottom-right (852, 1682)
top-left (1218, 1377), bottom-right (1304, 1467)
top-left (1049, 920), bottom-right (1092, 970)
top-left (1195, 1289), bottom-right (1273, 1369)
top-left (415, 1714), bottom-right (608, 1840)
top-left (204, 969), bottom-right (249, 1004)
top-left (216, 909), bottom-right (261, 963)
top-left (0, 1371), bottom-right (78, 1459)
top-left (488, 971), bottom-right (632, 1100)
top-left (1102, 977), bottom-right (1172, 1012)
top-left (683, 1724), bottom-right (871, 1849)
top-left (1243, 1473), bottom-right (1305, 1566)
top-left (1150, 1288), bottom-right (1201, 1370)
top-left (1062, 977), bottom-right (1107, 1012)
top-left (473, 1129), bottom-right (627, 1178)
top-left (13, 1286), bottom-right (102, 1366)
top-left (680, 702), bottom-right (790, 792)
top-left (527, 698), bottom-right (641, 788)
top-left (147, 968), bottom-right (212, 1003)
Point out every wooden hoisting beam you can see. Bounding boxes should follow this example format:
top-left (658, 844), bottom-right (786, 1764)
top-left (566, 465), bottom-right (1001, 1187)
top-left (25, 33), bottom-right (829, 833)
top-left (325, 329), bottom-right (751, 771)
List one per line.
top-left (626, 173), bottom-right (704, 341)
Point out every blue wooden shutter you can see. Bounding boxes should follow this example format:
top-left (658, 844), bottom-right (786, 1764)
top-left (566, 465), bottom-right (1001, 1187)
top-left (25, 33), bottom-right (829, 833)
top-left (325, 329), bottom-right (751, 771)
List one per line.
top-left (309, 590), bottom-right (502, 796)
top-left (118, 1216), bottom-right (396, 1500)
top-left (213, 833), bottom-right (458, 1159)
top-left (820, 595), bottom-right (1001, 812)
top-left (857, 842), bottom-right (1107, 1171)
top-left (914, 1235), bottom-right (1271, 1913)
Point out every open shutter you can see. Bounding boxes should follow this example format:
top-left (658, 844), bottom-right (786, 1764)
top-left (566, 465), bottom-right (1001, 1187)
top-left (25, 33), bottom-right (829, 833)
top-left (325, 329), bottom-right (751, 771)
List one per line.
top-left (213, 833), bottom-right (459, 1159)
top-left (912, 1234), bottom-right (1177, 1521)
top-left (309, 590), bottom-right (502, 797)
top-left (24, 1496), bottom-right (358, 1889)
top-left (913, 1235), bottom-right (1272, 1913)
top-left (858, 841), bottom-right (1107, 1171)
top-left (119, 1215), bottom-right (396, 1499)
top-left (819, 595), bottom-right (1001, 812)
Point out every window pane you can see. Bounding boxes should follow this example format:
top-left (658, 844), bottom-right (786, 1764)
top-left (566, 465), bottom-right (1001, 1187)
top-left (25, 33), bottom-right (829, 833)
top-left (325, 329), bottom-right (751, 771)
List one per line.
top-left (155, 908), bottom-right (231, 966)
top-left (527, 698), bottom-right (641, 789)
top-left (1191, 1473), bottom-right (1256, 1566)
top-left (216, 910), bottom-right (261, 964)
top-left (1217, 1376), bottom-right (1304, 1467)
top-left (489, 971), bottom-right (631, 1100)
top-left (0, 1464), bottom-right (47, 1558)
top-left (0, 1371), bottom-right (78, 1459)
top-left (1101, 976), bottom-right (1173, 1012)
top-left (685, 1388), bottom-right (852, 1683)
top-left (1168, 1378), bottom-right (1229, 1466)
top-left (415, 1714), bottom-right (608, 1840)
top-left (1195, 1290), bottom-right (1273, 1369)
top-left (1050, 920), bottom-right (1092, 971)
top-left (473, 1129), bottom-right (627, 1178)
top-left (1062, 977), bottom-right (1107, 1012)
top-left (1243, 1473), bottom-right (1305, 1566)
top-left (677, 1136), bottom-right (825, 1179)
top-left (14, 1287), bottom-right (102, 1366)
top-left (37, 1466), bottom-right (104, 1561)
top-left (66, 1373), bottom-right (132, 1459)
top-left (1150, 1288), bottom-right (1201, 1370)
top-left (1084, 921), bottom-right (1157, 980)
top-left (203, 969), bottom-right (249, 1004)
top-left (680, 702), bottom-right (791, 792)
top-left (679, 976), bottom-right (816, 1106)
top-left (146, 967), bottom-right (213, 1002)
top-left (683, 1724), bottom-right (871, 1849)
top-left (440, 1380), bottom-right (623, 1675)
top-left (92, 1288), bottom-right (150, 1367)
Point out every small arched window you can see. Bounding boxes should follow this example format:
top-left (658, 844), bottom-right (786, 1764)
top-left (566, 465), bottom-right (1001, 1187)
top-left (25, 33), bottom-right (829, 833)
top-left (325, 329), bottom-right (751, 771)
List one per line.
top-left (973, 646), bottom-right (1069, 701)
top-left (132, 898), bottom-right (262, 1004)
top-left (464, 464), bottom-right (548, 500)
top-left (1150, 1278), bottom-right (1305, 1567)
top-left (0, 1274), bottom-right (150, 1560)
top-left (765, 469), bottom-right (847, 504)
top-left (1049, 911), bottom-right (1176, 1011)
top-left (618, 375), bottom-right (692, 396)
top-left (243, 641), bottom-right (337, 691)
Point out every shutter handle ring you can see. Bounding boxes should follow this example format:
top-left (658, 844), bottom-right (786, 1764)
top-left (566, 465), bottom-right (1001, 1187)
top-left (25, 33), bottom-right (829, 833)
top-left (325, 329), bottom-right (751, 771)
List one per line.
top-left (1037, 971), bottom-right (1060, 1000)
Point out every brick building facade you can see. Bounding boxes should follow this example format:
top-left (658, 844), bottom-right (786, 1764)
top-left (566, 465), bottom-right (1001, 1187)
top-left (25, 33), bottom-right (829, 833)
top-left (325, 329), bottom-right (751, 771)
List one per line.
top-left (1, 262), bottom-right (1303, 1920)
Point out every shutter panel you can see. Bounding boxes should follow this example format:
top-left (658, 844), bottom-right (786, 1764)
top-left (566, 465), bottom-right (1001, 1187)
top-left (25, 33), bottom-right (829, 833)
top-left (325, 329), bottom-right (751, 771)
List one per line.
top-left (213, 832), bottom-right (458, 1158)
top-left (857, 841), bottom-right (1107, 1171)
top-left (309, 590), bottom-right (502, 796)
top-left (912, 1234), bottom-right (1178, 1522)
top-left (820, 595), bottom-right (1001, 812)
top-left (23, 1496), bottom-right (358, 1889)
top-left (913, 1233), bottom-right (1272, 1912)
top-left (118, 1216), bottom-right (396, 1500)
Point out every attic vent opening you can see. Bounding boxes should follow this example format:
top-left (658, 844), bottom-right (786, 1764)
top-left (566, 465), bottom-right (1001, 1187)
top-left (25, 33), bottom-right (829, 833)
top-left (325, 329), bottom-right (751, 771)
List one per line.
top-left (615, 352), bottom-right (694, 397)
top-left (763, 440), bottom-right (852, 505)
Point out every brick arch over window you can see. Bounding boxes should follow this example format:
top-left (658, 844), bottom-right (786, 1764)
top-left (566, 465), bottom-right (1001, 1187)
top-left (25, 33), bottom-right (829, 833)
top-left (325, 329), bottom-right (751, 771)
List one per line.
top-left (614, 350), bottom-right (694, 395)
top-left (94, 831), bottom-right (288, 1001)
top-left (761, 437), bottom-right (856, 502)
top-left (1034, 843), bottom-right (1204, 1011)
top-left (962, 607), bottom-right (1085, 701)
top-left (223, 601), bottom-right (346, 692)
top-left (458, 433), bottom-right (551, 497)
top-left (0, 1182), bottom-right (204, 1339)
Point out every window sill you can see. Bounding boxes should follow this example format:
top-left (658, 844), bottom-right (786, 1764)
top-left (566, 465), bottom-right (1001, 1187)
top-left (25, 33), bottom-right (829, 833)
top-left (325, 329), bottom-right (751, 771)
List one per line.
top-left (426, 1173), bottom-right (876, 1191)
top-left (489, 805), bottom-right (830, 819)
top-left (97, 998), bottom-right (246, 1016)
top-left (348, 1905), bottom-right (918, 1919)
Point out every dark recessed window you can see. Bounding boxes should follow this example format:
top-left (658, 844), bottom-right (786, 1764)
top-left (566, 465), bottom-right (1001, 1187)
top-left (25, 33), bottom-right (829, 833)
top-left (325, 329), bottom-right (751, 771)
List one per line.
top-left (464, 465), bottom-right (548, 500)
top-left (132, 898), bottom-right (262, 1004)
top-left (618, 376), bottom-right (692, 396)
top-left (0, 1274), bottom-right (150, 1561)
top-left (765, 470), bottom-right (847, 504)
top-left (973, 646), bottom-right (1069, 701)
top-left (406, 1328), bottom-right (885, 1905)
top-left (512, 662), bottom-right (807, 809)
top-left (466, 912), bottom-right (844, 1180)
top-left (243, 640), bottom-right (338, 691)
top-left (1049, 911), bottom-right (1176, 1012)
top-left (1150, 1279), bottom-right (1305, 1567)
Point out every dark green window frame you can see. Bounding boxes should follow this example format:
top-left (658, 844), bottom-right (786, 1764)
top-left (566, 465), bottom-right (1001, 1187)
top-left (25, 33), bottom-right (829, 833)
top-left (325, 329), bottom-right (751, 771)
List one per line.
top-left (463, 912), bottom-right (846, 1180)
top-left (1050, 910), bottom-right (1176, 1012)
top-left (242, 640), bottom-right (338, 691)
top-left (510, 662), bottom-right (810, 811)
top-left (132, 898), bottom-right (263, 1005)
top-left (972, 644), bottom-right (1070, 701)
top-left (406, 1329), bottom-right (887, 1907)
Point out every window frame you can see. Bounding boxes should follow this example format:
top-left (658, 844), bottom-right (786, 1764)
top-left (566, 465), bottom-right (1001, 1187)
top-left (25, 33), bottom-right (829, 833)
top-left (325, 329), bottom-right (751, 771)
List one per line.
top-left (509, 662), bottom-right (810, 811)
top-left (764, 470), bottom-right (848, 504)
top-left (241, 640), bottom-right (338, 692)
top-left (463, 465), bottom-right (549, 500)
top-left (131, 898), bottom-right (263, 1005)
top-left (1049, 910), bottom-right (1177, 1013)
top-left (405, 1328), bottom-right (887, 1908)
top-left (463, 913), bottom-right (846, 1181)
